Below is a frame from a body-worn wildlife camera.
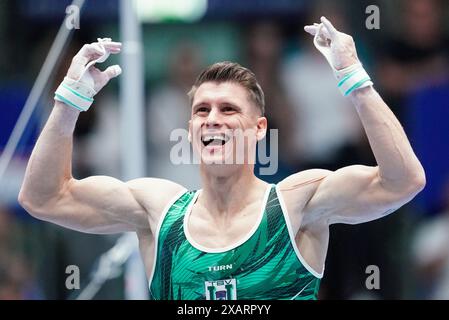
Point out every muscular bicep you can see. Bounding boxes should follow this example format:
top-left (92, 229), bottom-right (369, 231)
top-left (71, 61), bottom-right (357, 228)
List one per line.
top-left (304, 165), bottom-right (417, 225)
top-left (41, 176), bottom-right (148, 234)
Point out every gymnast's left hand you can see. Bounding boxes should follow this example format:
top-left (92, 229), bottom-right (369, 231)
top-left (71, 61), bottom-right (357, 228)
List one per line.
top-left (304, 16), bottom-right (360, 70)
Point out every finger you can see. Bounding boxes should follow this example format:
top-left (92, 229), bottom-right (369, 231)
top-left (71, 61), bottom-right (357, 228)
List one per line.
top-left (101, 42), bottom-right (122, 55)
top-left (99, 40), bottom-right (121, 46)
top-left (97, 38), bottom-right (122, 47)
top-left (102, 41), bottom-right (122, 47)
top-left (304, 25), bottom-right (318, 36)
top-left (76, 41), bottom-right (121, 60)
top-left (103, 65), bottom-right (122, 80)
top-left (102, 42), bottom-right (122, 50)
top-left (304, 24), bottom-right (331, 39)
top-left (105, 47), bottom-right (121, 54)
top-left (320, 16), bottom-right (338, 38)
top-left (75, 43), bottom-right (104, 63)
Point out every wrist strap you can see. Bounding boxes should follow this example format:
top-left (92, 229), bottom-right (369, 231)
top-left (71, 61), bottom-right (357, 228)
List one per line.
top-left (335, 64), bottom-right (373, 96)
top-left (54, 77), bottom-right (96, 112)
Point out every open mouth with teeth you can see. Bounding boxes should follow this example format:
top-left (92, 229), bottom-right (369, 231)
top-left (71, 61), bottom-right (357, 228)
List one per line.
top-left (201, 135), bottom-right (231, 147)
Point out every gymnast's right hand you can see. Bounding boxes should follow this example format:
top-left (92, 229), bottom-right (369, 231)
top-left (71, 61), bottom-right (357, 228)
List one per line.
top-left (67, 39), bottom-right (122, 93)
top-left (55, 39), bottom-right (122, 112)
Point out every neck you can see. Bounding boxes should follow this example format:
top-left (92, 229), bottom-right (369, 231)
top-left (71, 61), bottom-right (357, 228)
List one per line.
top-left (198, 165), bottom-right (268, 217)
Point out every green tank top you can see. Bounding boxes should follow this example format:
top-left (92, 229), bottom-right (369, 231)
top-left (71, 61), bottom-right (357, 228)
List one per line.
top-left (149, 184), bottom-right (322, 300)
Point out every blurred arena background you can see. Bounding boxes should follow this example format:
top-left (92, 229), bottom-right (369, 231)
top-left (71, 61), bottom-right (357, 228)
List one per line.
top-left (0, 0), bottom-right (449, 300)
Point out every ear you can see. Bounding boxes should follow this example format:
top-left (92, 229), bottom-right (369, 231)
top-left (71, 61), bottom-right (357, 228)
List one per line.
top-left (256, 116), bottom-right (268, 141)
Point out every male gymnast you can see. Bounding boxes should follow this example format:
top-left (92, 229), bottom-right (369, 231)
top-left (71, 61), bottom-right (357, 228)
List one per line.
top-left (19, 17), bottom-right (425, 300)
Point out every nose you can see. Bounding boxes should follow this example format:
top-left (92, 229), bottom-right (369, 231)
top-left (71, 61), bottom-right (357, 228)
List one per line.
top-left (205, 108), bottom-right (222, 128)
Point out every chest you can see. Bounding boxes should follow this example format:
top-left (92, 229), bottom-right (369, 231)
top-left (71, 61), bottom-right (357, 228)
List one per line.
top-left (186, 202), bottom-right (263, 250)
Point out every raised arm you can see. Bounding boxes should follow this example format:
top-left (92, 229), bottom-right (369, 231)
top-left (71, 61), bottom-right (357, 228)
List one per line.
top-left (18, 41), bottom-right (184, 234)
top-left (292, 17), bottom-right (426, 225)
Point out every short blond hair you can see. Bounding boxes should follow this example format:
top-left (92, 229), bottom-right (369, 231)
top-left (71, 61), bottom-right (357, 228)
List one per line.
top-left (188, 61), bottom-right (265, 115)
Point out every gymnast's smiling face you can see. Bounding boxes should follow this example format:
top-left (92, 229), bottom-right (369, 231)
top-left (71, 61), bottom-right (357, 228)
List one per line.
top-left (188, 81), bottom-right (267, 175)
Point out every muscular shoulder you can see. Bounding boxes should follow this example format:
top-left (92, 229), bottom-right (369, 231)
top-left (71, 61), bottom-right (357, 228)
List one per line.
top-left (126, 178), bottom-right (186, 221)
top-left (278, 169), bottom-right (332, 192)
top-left (277, 169), bottom-right (332, 229)
top-left (127, 177), bottom-right (185, 193)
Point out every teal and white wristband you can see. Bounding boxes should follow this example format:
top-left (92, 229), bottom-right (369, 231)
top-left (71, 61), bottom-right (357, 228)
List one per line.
top-left (334, 63), bottom-right (373, 96)
top-left (54, 77), bottom-right (97, 112)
